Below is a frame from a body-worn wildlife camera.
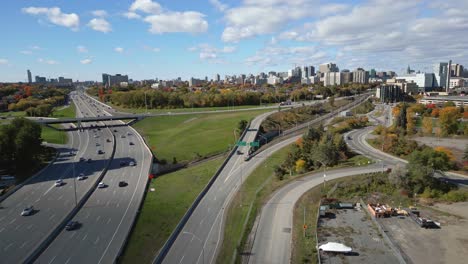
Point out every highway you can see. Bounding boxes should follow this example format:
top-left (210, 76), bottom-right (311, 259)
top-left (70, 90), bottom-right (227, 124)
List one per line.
top-left (36, 90), bottom-right (153, 264)
top-left (159, 95), bottom-right (370, 264)
top-left (0, 92), bottom-right (113, 263)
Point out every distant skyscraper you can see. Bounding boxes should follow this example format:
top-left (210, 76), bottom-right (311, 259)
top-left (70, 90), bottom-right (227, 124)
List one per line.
top-left (102, 73), bottom-right (128, 87)
top-left (319, 63), bottom-right (339, 73)
top-left (451, 63), bottom-right (464, 77)
top-left (370, 69), bottom-right (376, 78)
top-left (433, 62), bottom-right (449, 90)
top-left (352, 68), bottom-right (369, 84)
top-left (27, 70), bottom-right (32, 83)
top-left (214, 73), bottom-right (220, 82)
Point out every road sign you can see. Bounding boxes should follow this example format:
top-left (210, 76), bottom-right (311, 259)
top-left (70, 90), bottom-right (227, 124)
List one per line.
top-left (249, 141), bottom-right (260, 147)
top-left (236, 141), bottom-right (247, 146)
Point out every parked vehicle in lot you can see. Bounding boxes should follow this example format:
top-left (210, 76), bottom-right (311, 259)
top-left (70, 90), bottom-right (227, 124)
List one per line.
top-left (65, 221), bottom-right (79, 231)
top-left (98, 182), bottom-right (106, 188)
top-left (21, 206), bottom-right (34, 216)
top-left (118, 181), bottom-right (128, 187)
top-left (55, 179), bottom-right (64, 187)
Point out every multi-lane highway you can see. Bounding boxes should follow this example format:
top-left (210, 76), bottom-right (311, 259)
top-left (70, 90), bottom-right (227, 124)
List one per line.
top-left (36, 90), bottom-right (152, 264)
top-left (0, 92), bottom-right (113, 263)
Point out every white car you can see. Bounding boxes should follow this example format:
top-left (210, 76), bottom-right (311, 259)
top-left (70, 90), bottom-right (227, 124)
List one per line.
top-left (55, 179), bottom-right (64, 187)
top-left (21, 206), bottom-right (34, 216)
top-left (77, 173), bottom-right (86, 181)
top-left (97, 182), bottom-right (106, 188)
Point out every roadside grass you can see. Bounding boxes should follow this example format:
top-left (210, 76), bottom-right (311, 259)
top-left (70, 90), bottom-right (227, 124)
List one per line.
top-left (0, 111), bottom-right (26, 117)
top-left (133, 109), bottom-right (271, 163)
top-left (41, 125), bottom-right (67, 144)
top-left (217, 149), bottom-right (372, 264)
top-left (52, 102), bottom-right (76, 118)
top-left (119, 157), bottom-right (224, 264)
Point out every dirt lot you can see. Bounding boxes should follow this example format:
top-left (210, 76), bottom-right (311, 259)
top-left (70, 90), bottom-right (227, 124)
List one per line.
top-left (378, 202), bottom-right (468, 264)
top-left (318, 208), bottom-right (399, 264)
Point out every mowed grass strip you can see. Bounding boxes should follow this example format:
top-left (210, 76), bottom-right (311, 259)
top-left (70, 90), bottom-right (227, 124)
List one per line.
top-left (41, 125), bottom-right (67, 144)
top-left (52, 102), bottom-right (76, 118)
top-left (133, 110), bottom-right (270, 162)
top-left (119, 157), bottom-right (224, 264)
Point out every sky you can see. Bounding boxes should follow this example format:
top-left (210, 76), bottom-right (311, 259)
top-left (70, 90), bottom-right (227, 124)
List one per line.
top-left (0, 0), bottom-right (467, 82)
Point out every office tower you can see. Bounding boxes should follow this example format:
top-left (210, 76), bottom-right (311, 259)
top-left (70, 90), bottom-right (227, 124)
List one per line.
top-left (27, 70), bottom-right (32, 83)
top-left (352, 68), bottom-right (369, 84)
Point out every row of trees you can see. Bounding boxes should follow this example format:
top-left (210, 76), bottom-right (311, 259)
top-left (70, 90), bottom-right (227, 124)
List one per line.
top-left (275, 127), bottom-right (350, 178)
top-left (0, 118), bottom-right (44, 181)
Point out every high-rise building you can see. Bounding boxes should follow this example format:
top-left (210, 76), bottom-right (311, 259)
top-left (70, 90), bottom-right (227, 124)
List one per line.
top-left (353, 68), bottom-right (369, 84)
top-left (301, 66), bottom-right (315, 79)
top-left (102, 73), bottom-right (129, 87)
top-left (214, 74), bottom-right (220, 82)
top-left (341, 69), bottom-right (353, 84)
top-left (451, 64), bottom-right (464, 77)
top-left (324, 72), bottom-right (341, 86)
top-left (319, 63), bottom-right (339, 73)
top-left (27, 70), bottom-right (32, 83)
top-left (395, 73), bottom-right (434, 90)
top-left (370, 69), bottom-right (376, 78)
top-left (58, 77), bottom-right (72, 84)
top-left (35, 76), bottom-right (46, 83)
top-left (433, 62), bottom-right (450, 90)
top-left (376, 85), bottom-right (403, 103)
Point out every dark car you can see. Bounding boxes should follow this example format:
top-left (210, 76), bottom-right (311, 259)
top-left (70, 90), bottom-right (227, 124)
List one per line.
top-left (129, 142), bottom-right (134, 145)
top-left (120, 161), bottom-right (127, 166)
top-left (106, 138), bottom-right (111, 142)
top-left (118, 181), bottom-right (128, 187)
top-left (65, 221), bottom-right (79, 231)
top-left (113, 129), bottom-right (118, 132)
top-left (236, 150), bottom-right (243, 155)
top-left (347, 136), bottom-right (352, 140)
top-left (87, 158), bottom-right (92, 163)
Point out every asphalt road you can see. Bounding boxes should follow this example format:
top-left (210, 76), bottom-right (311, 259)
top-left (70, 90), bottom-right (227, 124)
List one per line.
top-left (35, 90), bottom-right (152, 264)
top-left (0, 92), bottom-right (113, 263)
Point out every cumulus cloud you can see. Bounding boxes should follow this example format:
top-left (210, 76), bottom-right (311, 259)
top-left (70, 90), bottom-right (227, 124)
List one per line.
top-left (88, 18), bottom-right (112, 33)
top-left (22, 7), bottom-right (79, 30)
top-left (0, 59), bottom-right (8, 65)
top-left (37, 58), bottom-right (59, 65)
top-left (189, 44), bottom-right (237, 62)
top-left (125, 0), bottom-right (208, 34)
top-left (20, 50), bottom-right (33, 55)
top-left (91, 10), bottom-right (107, 17)
top-left (144, 12), bottom-right (208, 34)
top-left (245, 44), bottom-right (327, 67)
top-left (114, 47), bottom-right (124, 53)
top-left (80, 58), bottom-right (92, 64)
top-left (210, 0), bottom-right (228, 12)
top-left (77, 45), bottom-right (88, 53)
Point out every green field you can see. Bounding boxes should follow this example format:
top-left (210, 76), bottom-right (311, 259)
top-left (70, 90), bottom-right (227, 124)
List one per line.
top-left (41, 125), bottom-right (67, 144)
top-left (133, 109), bottom-right (271, 162)
top-left (0, 111), bottom-right (26, 117)
top-left (52, 102), bottom-right (76, 118)
top-left (120, 157), bottom-right (224, 264)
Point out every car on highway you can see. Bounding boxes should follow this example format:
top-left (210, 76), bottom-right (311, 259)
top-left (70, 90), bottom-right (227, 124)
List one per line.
top-left (65, 221), bottom-right (79, 231)
top-left (95, 142), bottom-right (100, 147)
top-left (129, 142), bottom-right (134, 145)
top-left (55, 179), bottom-right (64, 187)
top-left (121, 135), bottom-right (126, 138)
top-left (129, 161), bottom-right (136, 166)
top-left (77, 173), bottom-right (86, 181)
top-left (347, 136), bottom-right (352, 140)
top-left (113, 129), bottom-right (118, 132)
top-left (87, 158), bottom-right (92, 163)
top-left (118, 181), bottom-right (128, 187)
top-left (93, 135), bottom-right (99, 138)
top-left (79, 157), bottom-right (85, 162)
top-left (127, 132), bottom-right (132, 136)
top-left (119, 161), bottom-right (127, 166)
top-left (21, 206), bottom-right (34, 216)
top-left (236, 150), bottom-right (243, 155)
top-left (106, 138), bottom-right (111, 142)
top-left (97, 150), bottom-right (104, 154)
top-left (97, 182), bottom-right (106, 188)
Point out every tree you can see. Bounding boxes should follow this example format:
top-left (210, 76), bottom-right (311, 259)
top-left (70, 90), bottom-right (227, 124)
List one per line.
top-left (422, 116), bottom-right (433, 135)
top-left (434, 146), bottom-right (455, 161)
top-left (439, 106), bottom-right (459, 136)
top-left (237, 119), bottom-right (248, 132)
top-left (431, 108), bottom-right (440, 118)
top-left (406, 109), bottom-right (415, 135)
top-left (328, 96), bottom-right (335, 107)
top-left (295, 159), bottom-right (306, 173)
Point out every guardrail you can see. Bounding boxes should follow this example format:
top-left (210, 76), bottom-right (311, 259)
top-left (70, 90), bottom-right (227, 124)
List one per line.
top-left (153, 121), bottom-right (251, 264)
top-left (24, 133), bottom-right (117, 263)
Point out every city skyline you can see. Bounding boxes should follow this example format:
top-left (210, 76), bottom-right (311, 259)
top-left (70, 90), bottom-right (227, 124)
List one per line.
top-left (1, 0), bottom-right (468, 82)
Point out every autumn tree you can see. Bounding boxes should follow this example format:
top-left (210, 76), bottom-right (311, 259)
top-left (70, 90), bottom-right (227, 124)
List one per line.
top-left (295, 159), bottom-right (306, 173)
top-left (406, 109), bottom-right (415, 135)
top-left (422, 116), bottom-right (433, 135)
top-left (439, 106), bottom-right (459, 136)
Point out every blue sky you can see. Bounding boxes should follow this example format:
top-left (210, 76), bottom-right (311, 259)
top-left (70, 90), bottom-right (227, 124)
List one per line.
top-left (0, 0), bottom-right (467, 82)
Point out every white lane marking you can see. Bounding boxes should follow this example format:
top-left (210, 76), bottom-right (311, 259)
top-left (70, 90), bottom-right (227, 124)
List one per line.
top-left (0, 216), bottom-right (5, 221)
top-left (49, 214), bottom-right (56, 220)
top-left (58, 195), bottom-right (63, 200)
top-left (14, 225), bottom-right (21, 231)
top-left (178, 255), bottom-right (185, 264)
top-left (69, 232), bottom-right (76, 239)
top-left (64, 257), bottom-right (71, 264)
top-left (20, 241), bottom-right (28, 248)
top-left (48, 255), bottom-right (57, 264)
top-left (43, 185), bottom-right (55, 196)
top-left (94, 236), bottom-right (100, 245)
top-left (27, 224), bottom-right (33, 230)
top-left (0, 228), bottom-right (4, 233)
top-left (107, 218), bottom-right (111, 224)
top-left (199, 218), bottom-right (204, 226)
top-left (116, 203), bottom-right (120, 208)
top-left (82, 233), bottom-right (88, 241)
top-left (35, 198), bottom-right (41, 203)
top-left (96, 216), bottom-right (101, 222)
top-left (9, 218), bottom-right (16, 224)
top-left (4, 243), bottom-right (13, 251)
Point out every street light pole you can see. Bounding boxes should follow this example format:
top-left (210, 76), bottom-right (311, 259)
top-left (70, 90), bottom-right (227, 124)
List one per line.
top-left (183, 231), bottom-right (205, 264)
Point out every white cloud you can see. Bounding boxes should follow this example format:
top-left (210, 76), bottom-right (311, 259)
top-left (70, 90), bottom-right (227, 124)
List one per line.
top-left (144, 12), bottom-right (208, 34)
top-left (31, 45), bottom-right (41, 50)
top-left (189, 44), bottom-right (237, 62)
top-left (37, 58), bottom-right (59, 65)
top-left (319, 3), bottom-right (349, 16)
top-left (80, 58), bottom-right (92, 64)
top-left (114, 47), bottom-right (124, 53)
top-left (221, 0), bottom-right (316, 42)
top-left (152, 47), bottom-right (160, 52)
top-left (123, 12), bottom-right (142, 19)
top-left (20, 50), bottom-right (33, 55)
top-left (0, 59), bottom-right (8, 65)
top-left (91, 10), bottom-right (107, 17)
top-left (129, 0), bottom-right (161, 14)
top-left (88, 18), bottom-right (112, 33)
top-left (126, 1), bottom-right (209, 34)
top-left (22, 7), bottom-right (79, 30)
top-left (210, 0), bottom-right (228, 12)
top-left (77, 45), bottom-right (88, 53)
top-left (245, 44), bottom-right (327, 67)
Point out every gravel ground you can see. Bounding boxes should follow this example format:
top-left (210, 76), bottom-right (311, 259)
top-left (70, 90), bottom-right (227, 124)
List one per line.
top-left (318, 208), bottom-right (399, 264)
top-left (378, 202), bottom-right (468, 264)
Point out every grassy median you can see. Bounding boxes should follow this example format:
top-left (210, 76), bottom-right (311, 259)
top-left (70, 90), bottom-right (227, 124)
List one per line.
top-left (52, 101), bottom-right (76, 118)
top-left (119, 157), bottom-right (224, 264)
top-left (41, 125), bottom-right (67, 144)
top-left (133, 110), bottom-right (270, 163)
